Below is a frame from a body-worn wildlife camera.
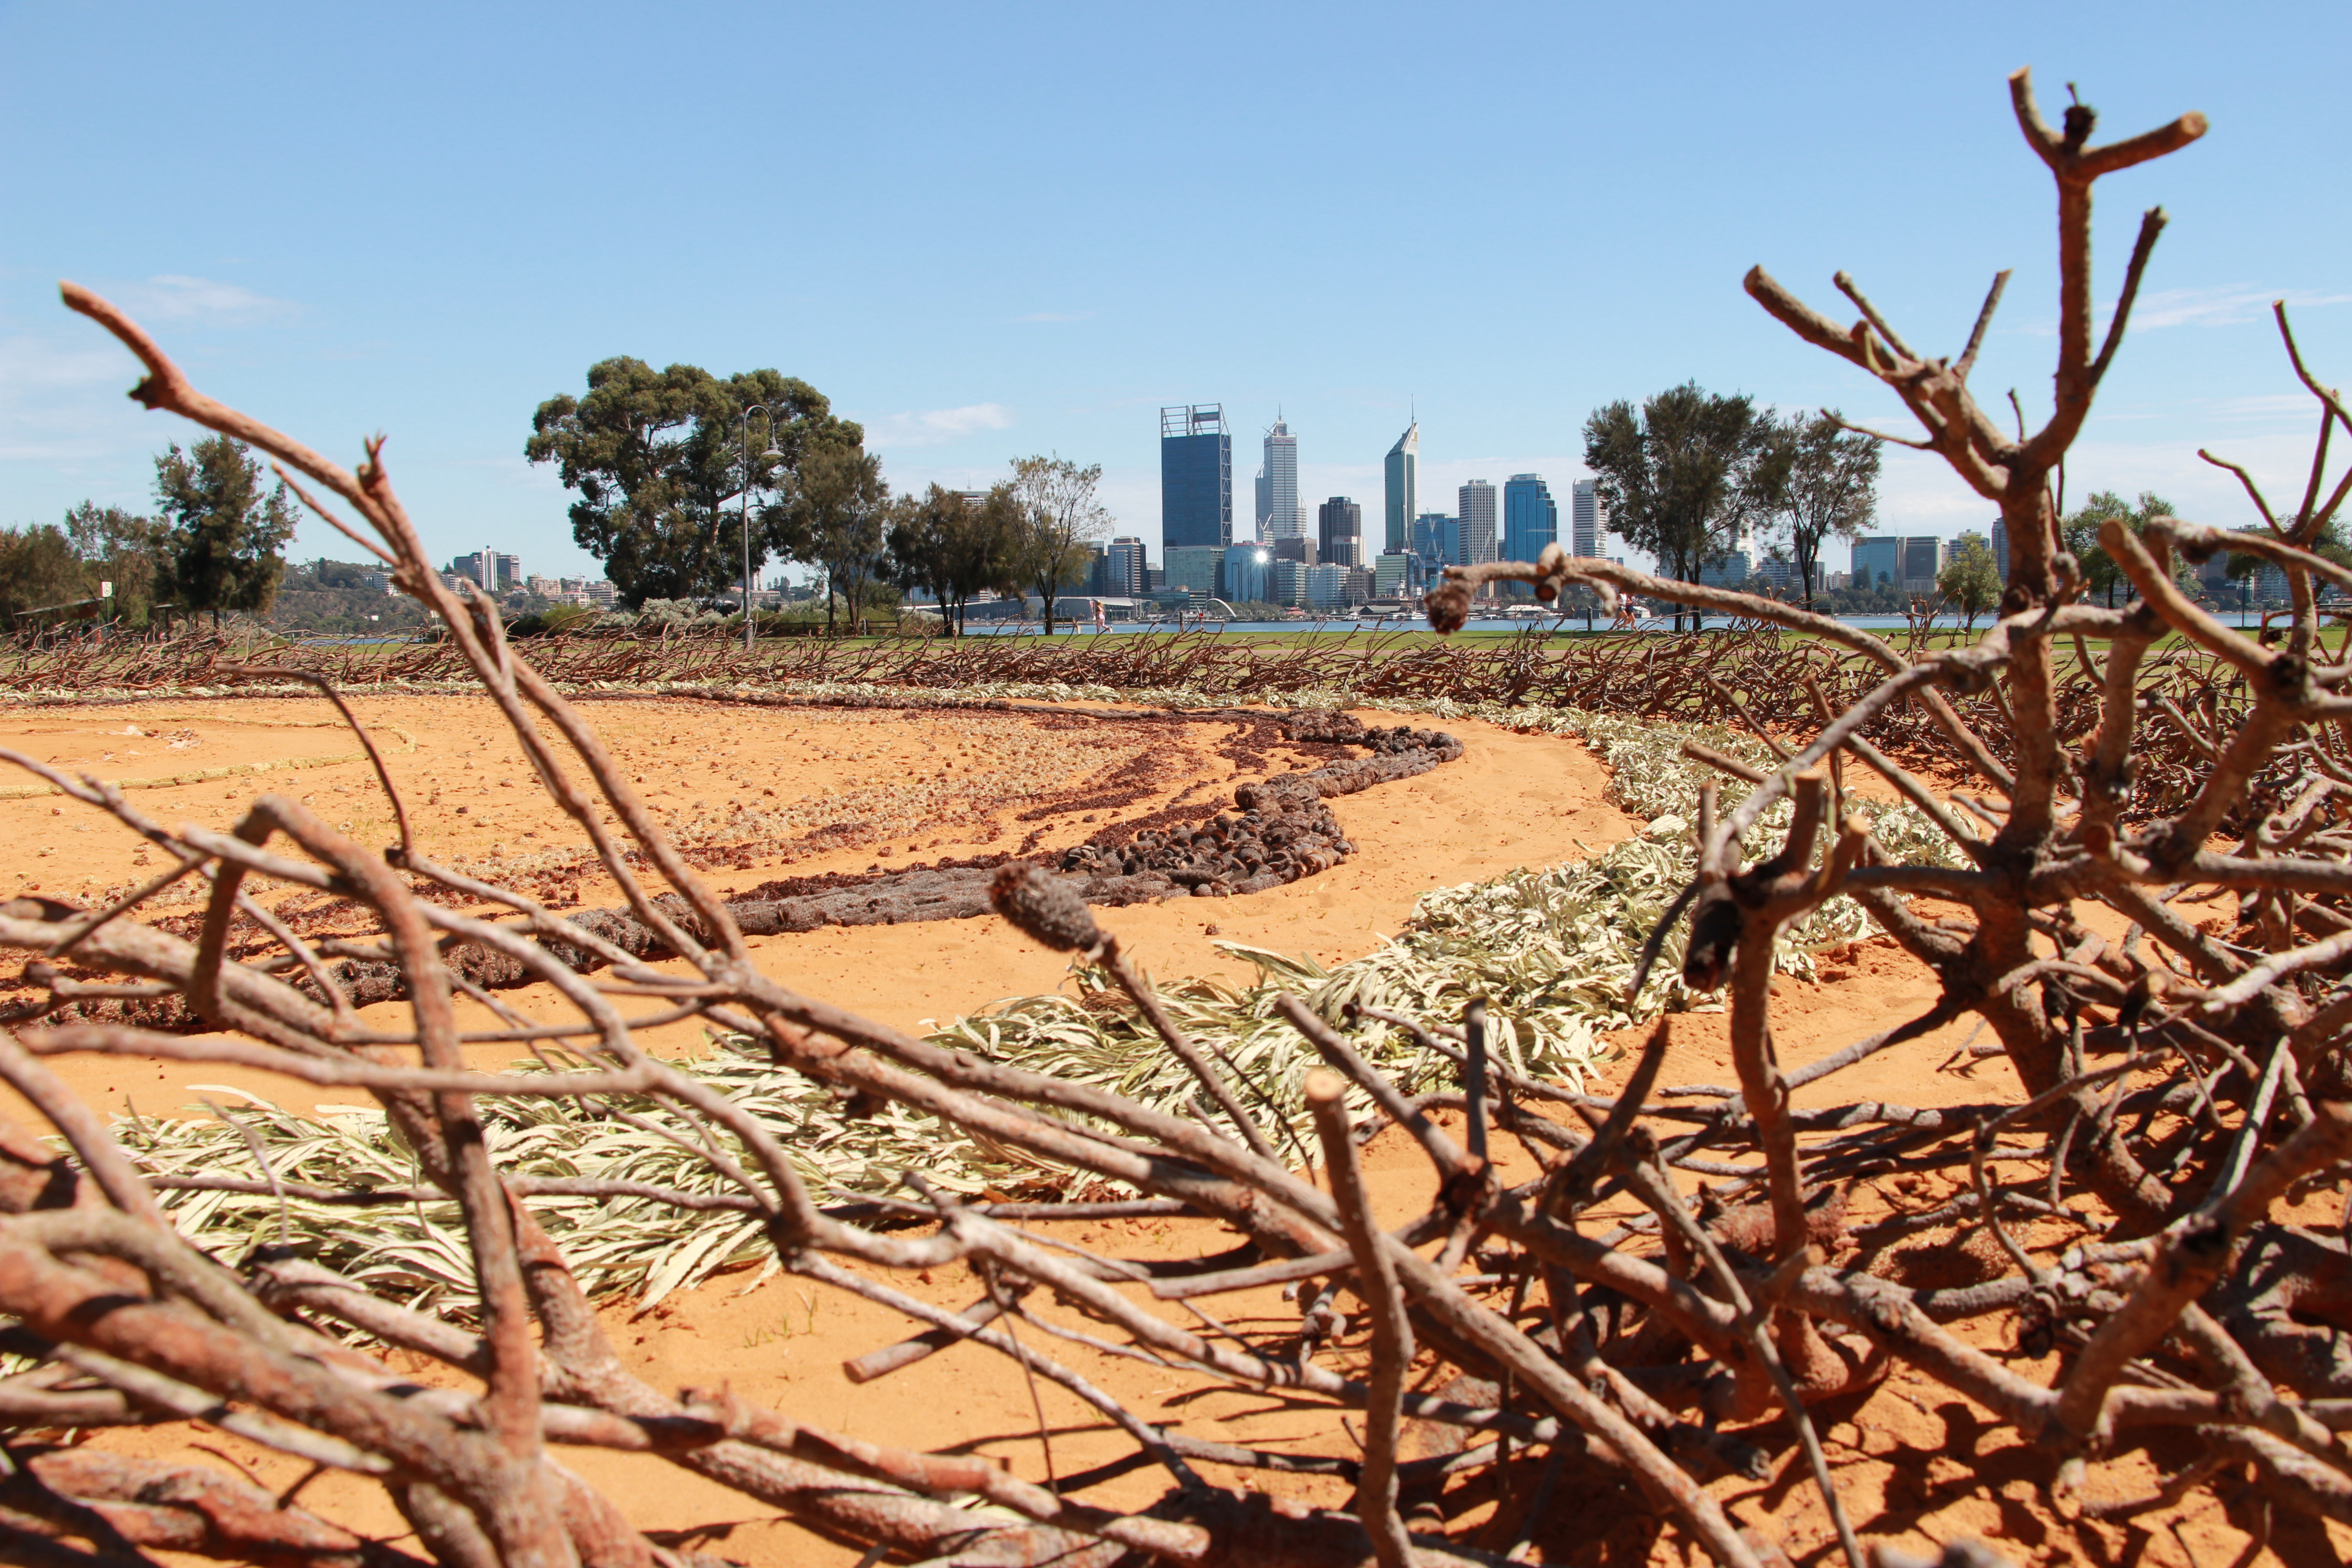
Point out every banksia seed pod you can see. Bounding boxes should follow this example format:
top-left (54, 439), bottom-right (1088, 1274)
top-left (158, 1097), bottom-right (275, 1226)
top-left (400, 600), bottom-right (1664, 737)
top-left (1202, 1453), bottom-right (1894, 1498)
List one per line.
top-left (1424, 578), bottom-right (1474, 634)
top-left (990, 863), bottom-right (1103, 953)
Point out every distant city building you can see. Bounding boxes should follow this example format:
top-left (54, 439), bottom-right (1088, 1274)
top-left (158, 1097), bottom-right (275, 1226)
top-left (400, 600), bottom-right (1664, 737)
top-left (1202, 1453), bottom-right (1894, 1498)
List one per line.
top-left (1852, 535), bottom-right (1901, 591)
top-left (1571, 479), bottom-right (1608, 559)
top-left (1222, 544), bottom-right (1272, 604)
top-left (1901, 535), bottom-right (1941, 593)
top-left (1457, 481), bottom-right (1497, 568)
top-left (449, 550), bottom-right (523, 594)
top-left (1101, 536), bottom-right (1148, 595)
top-left (1268, 535), bottom-right (1318, 567)
top-left (1256, 417), bottom-right (1298, 540)
top-left (1698, 550), bottom-right (1752, 588)
top-left (1989, 518), bottom-right (2009, 578)
top-left (1344, 566), bottom-right (1375, 606)
top-left (1502, 474), bottom-right (1558, 589)
top-left (1374, 552), bottom-right (1412, 597)
top-left (1305, 562), bottom-right (1349, 611)
top-left (1164, 545), bottom-right (1224, 597)
top-left (1318, 497), bottom-right (1362, 569)
top-left (1160, 405), bottom-right (1232, 551)
top-left (1413, 512), bottom-right (1452, 566)
top-left (1272, 557), bottom-right (1307, 607)
top-left (1383, 422), bottom-right (1418, 555)
top-left (586, 579), bottom-right (618, 608)
top-left (1755, 555), bottom-right (1819, 593)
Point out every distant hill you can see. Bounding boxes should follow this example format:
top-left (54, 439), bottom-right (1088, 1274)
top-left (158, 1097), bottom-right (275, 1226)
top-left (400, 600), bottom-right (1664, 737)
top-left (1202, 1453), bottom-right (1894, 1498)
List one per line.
top-left (267, 559), bottom-right (431, 635)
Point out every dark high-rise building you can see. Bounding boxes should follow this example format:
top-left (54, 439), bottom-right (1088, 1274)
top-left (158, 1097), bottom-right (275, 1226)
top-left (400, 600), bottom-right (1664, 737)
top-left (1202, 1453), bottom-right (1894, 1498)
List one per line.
top-left (1160, 405), bottom-right (1232, 552)
top-left (1317, 497), bottom-right (1362, 568)
top-left (1901, 535), bottom-right (1941, 591)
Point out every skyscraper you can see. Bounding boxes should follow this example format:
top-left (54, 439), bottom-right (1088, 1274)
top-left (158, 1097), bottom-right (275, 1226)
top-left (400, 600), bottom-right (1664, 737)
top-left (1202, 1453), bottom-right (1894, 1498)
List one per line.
top-left (1901, 536), bottom-right (1940, 591)
top-left (1571, 480), bottom-right (1608, 559)
top-left (1989, 518), bottom-right (2009, 577)
top-left (1458, 481), bottom-right (1497, 568)
top-left (1318, 497), bottom-right (1362, 568)
top-left (1222, 544), bottom-right (1272, 604)
top-left (1164, 545), bottom-right (1224, 596)
top-left (1159, 406), bottom-right (1231, 551)
top-left (1502, 475), bottom-right (1557, 565)
top-left (1413, 513), bottom-right (1451, 565)
top-left (1852, 536), bottom-right (1900, 590)
top-left (1383, 422), bottom-right (1418, 554)
top-left (1256, 418), bottom-right (1298, 541)
top-left (1103, 536), bottom-right (1148, 595)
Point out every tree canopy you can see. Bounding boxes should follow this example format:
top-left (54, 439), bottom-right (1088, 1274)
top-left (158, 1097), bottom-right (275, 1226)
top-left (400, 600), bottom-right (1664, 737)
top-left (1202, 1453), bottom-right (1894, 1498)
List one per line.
top-left (525, 359), bottom-right (857, 607)
top-left (0, 525), bottom-right (94, 625)
top-left (1583, 384), bottom-right (1779, 629)
top-left (887, 484), bottom-right (1022, 637)
top-left (2062, 489), bottom-right (2182, 606)
top-left (790, 438), bottom-right (890, 636)
top-left (1006, 455), bottom-right (1109, 635)
top-left (1937, 535), bottom-right (2002, 634)
top-left (154, 437), bottom-right (296, 626)
top-left (1768, 411), bottom-right (1879, 610)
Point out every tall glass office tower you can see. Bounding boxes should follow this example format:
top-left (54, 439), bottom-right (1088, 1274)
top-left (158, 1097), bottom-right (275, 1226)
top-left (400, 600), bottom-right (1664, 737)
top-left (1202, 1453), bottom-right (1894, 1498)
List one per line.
top-left (1571, 479), bottom-right (1608, 559)
top-left (1383, 422), bottom-right (1418, 554)
top-left (1458, 480), bottom-right (1498, 567)
top-left (1159, 406), bottom-right (1231, 551)
top-left (1256, 418), bottom-right (1298, 540)
top-left (1502, 475), bottom-right (1557, 564)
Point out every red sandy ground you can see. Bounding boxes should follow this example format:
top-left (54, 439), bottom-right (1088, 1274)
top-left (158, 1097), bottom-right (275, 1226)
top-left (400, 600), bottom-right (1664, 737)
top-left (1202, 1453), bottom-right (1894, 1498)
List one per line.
top-left (0, 696), bottom-right (2337, 1566)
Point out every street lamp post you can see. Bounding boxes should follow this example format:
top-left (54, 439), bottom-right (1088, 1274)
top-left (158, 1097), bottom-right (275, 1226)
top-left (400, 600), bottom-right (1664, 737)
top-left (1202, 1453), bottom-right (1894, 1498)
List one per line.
top-left (737, 404), bottom-right (787, 654)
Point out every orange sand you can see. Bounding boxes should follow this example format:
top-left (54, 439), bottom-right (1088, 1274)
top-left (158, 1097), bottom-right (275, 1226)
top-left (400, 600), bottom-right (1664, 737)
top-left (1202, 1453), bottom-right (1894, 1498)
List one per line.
top-left (0, 695), bottom-right (2330, 1566)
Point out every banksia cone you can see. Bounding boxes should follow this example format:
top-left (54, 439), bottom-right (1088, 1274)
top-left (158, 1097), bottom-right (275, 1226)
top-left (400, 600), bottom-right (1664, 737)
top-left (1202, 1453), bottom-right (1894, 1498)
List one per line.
top-left (990, 863), bottom-right (1103, 953)
top-left (1424, 578), bottom-right (1474, 635)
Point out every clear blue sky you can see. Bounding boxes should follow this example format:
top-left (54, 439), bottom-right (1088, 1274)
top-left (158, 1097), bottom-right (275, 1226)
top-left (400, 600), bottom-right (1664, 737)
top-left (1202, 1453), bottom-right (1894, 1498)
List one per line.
top-left (4, 2), bottom-right (2345, 580)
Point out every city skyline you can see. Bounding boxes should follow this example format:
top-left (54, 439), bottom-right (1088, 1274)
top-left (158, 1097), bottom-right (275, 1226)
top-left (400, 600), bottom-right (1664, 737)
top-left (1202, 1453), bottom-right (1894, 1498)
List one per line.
top-left (4, 6), bottom-right (2343, 587)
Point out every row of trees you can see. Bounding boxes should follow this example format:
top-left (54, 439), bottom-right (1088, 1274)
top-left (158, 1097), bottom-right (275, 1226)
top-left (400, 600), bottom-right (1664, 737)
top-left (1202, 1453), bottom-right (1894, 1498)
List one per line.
top-left (527, 358), bottom-right (1112, 634)
top-left (874, 458), bottom-right (1112, 636)
top-left (0, 437), bottom-right (295, 630)
top-left (1582, 386), bottom-right (1881, 626)
top-left (1586, 385), bottom-right (2329, 627)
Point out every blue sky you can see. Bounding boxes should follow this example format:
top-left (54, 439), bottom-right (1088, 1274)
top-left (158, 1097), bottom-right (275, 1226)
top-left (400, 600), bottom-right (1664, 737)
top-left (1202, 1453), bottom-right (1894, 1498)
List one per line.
top-left (3, 2), bottom-right (2346, 581)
